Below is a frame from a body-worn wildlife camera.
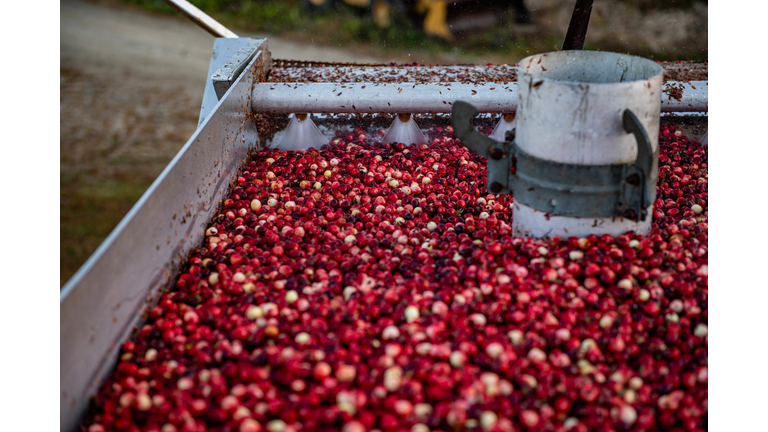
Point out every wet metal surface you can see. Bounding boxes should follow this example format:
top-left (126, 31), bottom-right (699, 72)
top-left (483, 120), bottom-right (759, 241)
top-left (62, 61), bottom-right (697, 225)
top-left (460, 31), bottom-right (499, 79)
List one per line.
top-left (252, 81), bottom-right (518, 114)
top-left (199, 38), bottom-right (253, 126)
top-left (251, 80), bottom-right (707, 114)
top-left (212, 38), bottom-right (269, 100)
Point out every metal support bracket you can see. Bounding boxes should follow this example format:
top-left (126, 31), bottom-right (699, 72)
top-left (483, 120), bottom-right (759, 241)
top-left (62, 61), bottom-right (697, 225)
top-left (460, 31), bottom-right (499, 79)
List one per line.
top-left (212, 38), bottom-right (271, 100)
top-left (451, 101), bottom-right (657, 222)
top-left (619, 109), bottom-right (658, 221)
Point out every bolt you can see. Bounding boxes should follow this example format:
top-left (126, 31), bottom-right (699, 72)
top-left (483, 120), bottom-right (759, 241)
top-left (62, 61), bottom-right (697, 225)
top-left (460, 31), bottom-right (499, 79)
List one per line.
top-left (622, 208), bottom-right (638, 220)
top-left (490, 182), bottom-right (504, 193)
top-left (626, 173), bottom-right (640, 186)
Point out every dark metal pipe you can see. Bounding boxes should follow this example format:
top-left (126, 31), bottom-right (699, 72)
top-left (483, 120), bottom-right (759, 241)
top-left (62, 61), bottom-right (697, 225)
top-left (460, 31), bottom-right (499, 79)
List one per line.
top-left (562, 0), bottom-right (593, 50)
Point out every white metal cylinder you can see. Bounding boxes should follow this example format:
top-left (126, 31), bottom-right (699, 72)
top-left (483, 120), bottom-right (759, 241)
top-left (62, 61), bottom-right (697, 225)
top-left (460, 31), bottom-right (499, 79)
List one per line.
top-left (513, 51), bottom-right (664, 238)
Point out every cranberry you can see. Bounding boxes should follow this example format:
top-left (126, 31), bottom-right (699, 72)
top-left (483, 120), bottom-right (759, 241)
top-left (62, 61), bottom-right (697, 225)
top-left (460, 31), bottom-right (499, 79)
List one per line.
top-left (84, 125), bottom-right (707, 432)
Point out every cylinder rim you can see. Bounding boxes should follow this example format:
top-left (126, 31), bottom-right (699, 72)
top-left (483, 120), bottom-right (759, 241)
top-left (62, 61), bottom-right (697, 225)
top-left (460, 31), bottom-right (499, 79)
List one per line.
top-left (518, 51), bottom-right (663, 87)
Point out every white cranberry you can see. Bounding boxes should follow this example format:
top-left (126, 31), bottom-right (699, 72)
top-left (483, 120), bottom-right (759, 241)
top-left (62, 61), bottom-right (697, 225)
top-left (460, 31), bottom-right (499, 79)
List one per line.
top-left (617, 278), bottom-right (633, 290)
top-left (145, 348), bottom-right (158, 362)
top-left (599, 314), bottom-right (615, 329)
top-left (619, 405), bottom-right (637, 425)
top-left (135, 393), bottom-right (151, 411)
top-left (285, 290), bottom-right (298, 303)
top-left (638, 289), bottom-right (650, 302)
top-left (239, 419), bottom-right (261, 432)
top-left (384, 366), bottom-right (403, 391)
top-left (404, 305), bottom-right (420, 322)
top-left (177, 377), bottom-right (194, 391)
top-left (480, 411), bottom-right (498, 431)
top-left (527, 347), bottom-right (546, 363)
top-left (414, 403), bottom-right (432, 419)
top-left (246, 306), bottom-right (263, 320)
top-left (694, 323), bottom-right (708, 337)
top-left (470, 313), bottom-right (487, 327)
top-left (382, 325), bottom-right (401, 340)
top-left (486, 342), bottom-right (503, 359)
top-left (508, 329), bottom-right (524, 346)
top-left (295, 332), bottom-right (311, 345)
top-left (266, 419), bottom-right (286, 432)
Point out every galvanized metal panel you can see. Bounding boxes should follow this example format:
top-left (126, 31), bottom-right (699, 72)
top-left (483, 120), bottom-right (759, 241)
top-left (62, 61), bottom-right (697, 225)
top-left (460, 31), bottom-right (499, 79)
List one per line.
top-left (198, 38), bottom-right (253, 127)
top-left (60, 49), bottom-right (263, 432)
top-left (212, 39), bottom-right (269, 100)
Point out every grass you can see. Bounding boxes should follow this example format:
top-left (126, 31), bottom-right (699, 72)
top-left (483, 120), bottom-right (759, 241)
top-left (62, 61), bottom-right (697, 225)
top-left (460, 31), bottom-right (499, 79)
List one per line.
top-left (60, 173), bottom-right (152, 286)
top-left (59, 61), bottom-right (198, 287)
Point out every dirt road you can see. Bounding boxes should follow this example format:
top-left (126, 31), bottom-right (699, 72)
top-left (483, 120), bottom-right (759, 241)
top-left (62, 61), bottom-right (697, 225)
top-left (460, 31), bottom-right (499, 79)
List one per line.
top-left (60, 0), bottom-right (383, 285)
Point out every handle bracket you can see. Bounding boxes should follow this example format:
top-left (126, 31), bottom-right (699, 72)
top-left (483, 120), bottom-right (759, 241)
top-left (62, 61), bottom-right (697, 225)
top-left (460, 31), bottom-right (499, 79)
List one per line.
top-left (451, 102), bottom-right (657, 221)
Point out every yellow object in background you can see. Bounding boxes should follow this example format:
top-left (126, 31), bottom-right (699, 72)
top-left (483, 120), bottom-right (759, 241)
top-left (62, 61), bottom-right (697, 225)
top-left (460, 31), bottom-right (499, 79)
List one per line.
top-left (417, 0), bottom-right (453, 41)
top-left (304, 0), bottom-right (520, 43)
top-left (372, 0), bottom-right (393, 27)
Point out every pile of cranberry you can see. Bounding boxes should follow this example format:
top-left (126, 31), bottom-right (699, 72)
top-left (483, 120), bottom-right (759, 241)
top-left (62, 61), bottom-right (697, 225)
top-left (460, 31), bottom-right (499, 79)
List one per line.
top-left (86, 124), bottom-right (707, 432)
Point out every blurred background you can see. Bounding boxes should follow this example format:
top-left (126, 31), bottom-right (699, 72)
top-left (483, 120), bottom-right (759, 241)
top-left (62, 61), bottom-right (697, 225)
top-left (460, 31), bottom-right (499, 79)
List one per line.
top-left (60, 0), bottom-right (708, 286)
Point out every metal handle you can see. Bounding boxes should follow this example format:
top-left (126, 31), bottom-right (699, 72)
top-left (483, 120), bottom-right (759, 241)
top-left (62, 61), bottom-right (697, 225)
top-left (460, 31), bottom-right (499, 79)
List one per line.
top-left (623, 109), bottom-right (652, 177)
top-left (452, 101), bottom-right (515, 194)
top-left (163, 0), bottom-right (239, 38)
top-left (620, 109), bottom-right (657, 221)
top-left (451, 101), bottom-right (502, 159)
top-left (451, 101), bottom-right (658, 221)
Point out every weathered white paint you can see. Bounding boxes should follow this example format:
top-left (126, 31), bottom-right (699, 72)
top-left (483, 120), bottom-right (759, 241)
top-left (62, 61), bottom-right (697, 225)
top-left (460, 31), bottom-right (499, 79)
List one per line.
top-left (513, 51), bottom-right (663, 238)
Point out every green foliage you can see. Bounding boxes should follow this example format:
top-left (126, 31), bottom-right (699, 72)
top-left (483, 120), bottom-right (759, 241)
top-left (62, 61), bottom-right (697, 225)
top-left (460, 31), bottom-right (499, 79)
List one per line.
top-left (60, 175), bottom-right (150, 286)
top-left (120, 0), bottom-right (175, 13)
top-left (620, 0), bottom-right (707, 11)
